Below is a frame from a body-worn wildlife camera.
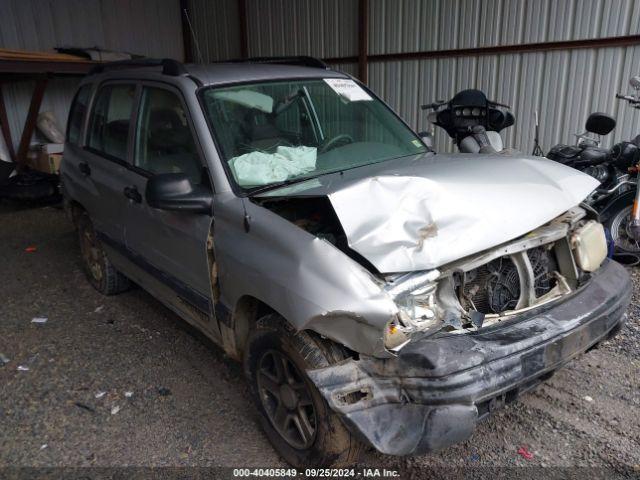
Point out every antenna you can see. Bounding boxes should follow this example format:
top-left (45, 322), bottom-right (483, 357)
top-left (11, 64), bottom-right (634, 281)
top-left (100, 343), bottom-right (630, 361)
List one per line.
top-left (532, 110), bottom-right (544, 156)
top-left (183, 8), bottom-right (204, 64)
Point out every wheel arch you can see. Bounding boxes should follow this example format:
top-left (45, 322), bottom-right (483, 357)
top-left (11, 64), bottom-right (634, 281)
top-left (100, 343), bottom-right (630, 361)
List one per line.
top-left (64, 197), bottom-right (88, 226)
top-left (221, 294), bottom-right (288, 361)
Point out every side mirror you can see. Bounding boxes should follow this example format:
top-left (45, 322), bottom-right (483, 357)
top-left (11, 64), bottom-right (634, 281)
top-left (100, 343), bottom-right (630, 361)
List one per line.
top-left (417, 131), bottom-right (434, 149)
top-left (146, 173), bottom-right (213, 214)
top-left (585, 112), bottom-right (616, 136)
top-left (630, 76), bottom-right (640, 91)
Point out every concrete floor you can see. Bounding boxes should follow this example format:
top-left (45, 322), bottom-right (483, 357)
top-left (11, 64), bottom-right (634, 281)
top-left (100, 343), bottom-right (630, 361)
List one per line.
top-left (1, 205), bottom-right (639, 476)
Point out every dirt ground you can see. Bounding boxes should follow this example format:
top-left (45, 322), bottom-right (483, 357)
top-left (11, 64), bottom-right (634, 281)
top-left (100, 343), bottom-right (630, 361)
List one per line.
top-left (1, 205), bottom-right (639, 478)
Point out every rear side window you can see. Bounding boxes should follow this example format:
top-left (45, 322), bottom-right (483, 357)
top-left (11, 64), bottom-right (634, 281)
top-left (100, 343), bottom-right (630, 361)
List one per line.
top-left (67, 85), bottom-right (92, 145)
top-left (87, 84), bottom-right (136, 160)
top-left (134, 87), bottom-right (202, 184)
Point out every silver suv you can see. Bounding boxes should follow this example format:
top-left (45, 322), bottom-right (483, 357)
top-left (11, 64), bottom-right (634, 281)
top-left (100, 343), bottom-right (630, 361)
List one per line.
top-left (62, 57), bottom-right (631, 467)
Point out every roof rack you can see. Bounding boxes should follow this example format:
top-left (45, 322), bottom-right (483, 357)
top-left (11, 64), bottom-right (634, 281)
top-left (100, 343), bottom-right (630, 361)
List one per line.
top-left (88, 58), bottom-right (187, 76)
top-left (225, 56), bottom-right (329, 70)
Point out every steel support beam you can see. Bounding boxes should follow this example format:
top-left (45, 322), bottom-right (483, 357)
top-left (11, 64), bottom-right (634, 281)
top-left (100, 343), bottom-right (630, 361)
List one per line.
top-left (0, 83), bottom-right (16, 162)
top-left (239, 0), bottom-right (249, 58)
top-left (358, 0), bottom-right (368, 83)
top-left (180, 0), bottom-right (194, 63)
top-left (16, 76), bottom-right (47, 165)
top-left (324, 34), bottom-right (640, 65)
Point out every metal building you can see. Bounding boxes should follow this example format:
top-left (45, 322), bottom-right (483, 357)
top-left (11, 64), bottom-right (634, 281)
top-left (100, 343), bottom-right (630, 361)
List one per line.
top-left (1, 0), bottom-right (639, 157)
top-left (0, 0), bottom-right (183, 156)
top-left (188, 0), bottom-right (640, 153)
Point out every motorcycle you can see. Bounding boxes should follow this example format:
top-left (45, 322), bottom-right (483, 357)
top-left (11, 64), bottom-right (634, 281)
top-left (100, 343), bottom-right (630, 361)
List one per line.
top-left (547, 76), bottom-right (640, 255)
top-left (420, 89), bottom-right (515, 154)
top-left (618, 76), bottom-right (640, 242)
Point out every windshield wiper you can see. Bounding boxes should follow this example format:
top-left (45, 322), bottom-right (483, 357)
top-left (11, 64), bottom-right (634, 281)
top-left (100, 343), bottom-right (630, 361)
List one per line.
top-left (245, 174), bottom-right (319, 197)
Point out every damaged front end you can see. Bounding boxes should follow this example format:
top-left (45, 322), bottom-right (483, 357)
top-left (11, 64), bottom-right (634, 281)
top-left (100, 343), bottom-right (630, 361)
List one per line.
top-left (290, 206), bottom-right (628, 456)
top-left (382, 207), bottom-right (608, 351)
top-left (247, 156), bottom-right (629, 456)
top-left (307, 257), bottom-right (630, 456)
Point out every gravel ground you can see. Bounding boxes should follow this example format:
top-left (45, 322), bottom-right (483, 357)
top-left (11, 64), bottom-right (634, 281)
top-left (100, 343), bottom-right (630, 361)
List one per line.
top-left (1, 205), bottom-right (639, 478)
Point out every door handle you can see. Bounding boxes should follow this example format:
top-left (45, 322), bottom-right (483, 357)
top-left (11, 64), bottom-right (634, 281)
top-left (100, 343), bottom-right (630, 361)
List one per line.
top-left (78, 161), bottom-right (91, 176)
top-left (123, 185), bottom-right (142, 203)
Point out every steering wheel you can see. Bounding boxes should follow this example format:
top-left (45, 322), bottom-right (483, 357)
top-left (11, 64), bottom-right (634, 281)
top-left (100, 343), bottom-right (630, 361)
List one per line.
top-left (319, 134), bottom-right (354, 153)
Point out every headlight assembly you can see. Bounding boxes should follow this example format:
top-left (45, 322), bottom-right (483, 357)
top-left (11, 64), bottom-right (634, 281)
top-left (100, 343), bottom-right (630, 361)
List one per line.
top-left (383, 271), bottom-right (443, 351)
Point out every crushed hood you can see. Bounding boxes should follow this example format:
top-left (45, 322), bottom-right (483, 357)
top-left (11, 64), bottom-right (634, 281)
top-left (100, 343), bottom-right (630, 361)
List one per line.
top-left (259, 153), bottom-right (599, 273)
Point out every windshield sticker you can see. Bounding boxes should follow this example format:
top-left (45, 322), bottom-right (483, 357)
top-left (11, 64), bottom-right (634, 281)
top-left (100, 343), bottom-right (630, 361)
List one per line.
top-left (324, 79), bottom-right (373, 101)
top-left (412, 139), bottom-right (423, 148)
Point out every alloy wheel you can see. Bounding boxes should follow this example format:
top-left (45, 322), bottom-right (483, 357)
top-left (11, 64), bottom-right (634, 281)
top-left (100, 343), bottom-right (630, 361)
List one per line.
top-left (257, 349), bottom-right (317, 450)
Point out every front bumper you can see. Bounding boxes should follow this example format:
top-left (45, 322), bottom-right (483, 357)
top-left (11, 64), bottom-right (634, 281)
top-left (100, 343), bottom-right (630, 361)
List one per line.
top-left (308, 259), bottom-right (631, 456)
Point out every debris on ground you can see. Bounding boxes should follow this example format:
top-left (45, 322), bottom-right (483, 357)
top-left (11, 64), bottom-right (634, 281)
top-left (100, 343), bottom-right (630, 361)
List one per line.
top-left (110, 405), bottom-right (121, 415)
top-left (24, 246), bottom-right (37, 253)
top-left (95, 391), bottom-right (106, 399)
top-left (31, 316), bottom-right (48, 324)
top-left (124, 391), bottom-right (133, 398)
top-left (40, 444), bottom-right (48, 450)
top-left (583, 395), bottom-right (594, 402)
top-left (94, 305), bottom-right (104, 313)
top-left (517, 446), bottom-right (534, 460)
top-left (17, 365), bottom-right (29, 371)
top-left (158, 387), bottom-right (171, 397)
top-left (0, 353), bottom-right (9, 365)
top-left (74, 402), bottom-right (95, 413)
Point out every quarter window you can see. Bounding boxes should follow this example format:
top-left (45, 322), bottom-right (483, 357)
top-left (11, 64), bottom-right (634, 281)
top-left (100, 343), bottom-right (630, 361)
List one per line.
top-left (87, 84), bottom-right (136, 160)
top-left (134, 87), bottom-right (202, 184)
top-left (67, 84), bottom-right (92, 145)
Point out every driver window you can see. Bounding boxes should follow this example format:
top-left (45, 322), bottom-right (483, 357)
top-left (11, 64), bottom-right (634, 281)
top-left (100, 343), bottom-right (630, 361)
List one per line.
top-left (134, 87), bottom-right (202, 184)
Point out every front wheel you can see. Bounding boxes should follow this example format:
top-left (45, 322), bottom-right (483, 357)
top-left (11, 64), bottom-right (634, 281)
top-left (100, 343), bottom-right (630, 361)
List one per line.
top-left (606, 205), bottom-right (640, 254)
top-left (244, 315), bottom-right (363, 467)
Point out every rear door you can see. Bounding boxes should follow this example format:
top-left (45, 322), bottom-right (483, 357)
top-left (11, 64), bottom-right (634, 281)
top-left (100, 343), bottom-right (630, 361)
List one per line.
top-left (121, 83), bottom-right (216, 331)
top-left (80, 82), bottom-right (139, 246)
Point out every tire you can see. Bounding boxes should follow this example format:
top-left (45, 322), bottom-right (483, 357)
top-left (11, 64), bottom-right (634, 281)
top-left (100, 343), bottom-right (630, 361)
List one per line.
top-left (76, 213), bottom-right (130, 295)
top-left (244, 314), bottom-right (363, 467)
top-left (606, 205), bottom-right (640, 254)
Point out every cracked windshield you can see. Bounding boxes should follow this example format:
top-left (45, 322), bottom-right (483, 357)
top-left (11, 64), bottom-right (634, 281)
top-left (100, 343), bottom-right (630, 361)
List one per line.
top-left (201, 78), bottom-right (427, 192)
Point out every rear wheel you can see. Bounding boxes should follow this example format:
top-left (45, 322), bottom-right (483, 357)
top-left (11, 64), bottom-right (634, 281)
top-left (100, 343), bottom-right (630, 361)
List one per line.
top-left (607, 205), bottom-right (640, 254)
top-left (77, 213), bottom-right (130, 295)
top-left (244, 314), bottom-right (363, 467)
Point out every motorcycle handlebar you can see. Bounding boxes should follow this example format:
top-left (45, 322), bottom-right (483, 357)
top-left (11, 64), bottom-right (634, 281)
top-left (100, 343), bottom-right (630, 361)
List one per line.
top-left (420, 100), bottom-right (446, 110)
top-left (488, 100), bottom-right (511, 109)
top-left (616, 93), bottom-right (640, 104)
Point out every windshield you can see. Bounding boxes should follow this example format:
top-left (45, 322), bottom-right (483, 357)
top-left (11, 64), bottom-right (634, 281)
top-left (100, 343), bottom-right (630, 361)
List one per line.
top-left (201, 78), bottom-right (427, 193)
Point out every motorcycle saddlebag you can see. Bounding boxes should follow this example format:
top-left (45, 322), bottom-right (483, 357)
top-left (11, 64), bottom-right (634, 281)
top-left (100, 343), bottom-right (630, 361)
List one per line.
top-left (547, 144), bottom-right (582, 165)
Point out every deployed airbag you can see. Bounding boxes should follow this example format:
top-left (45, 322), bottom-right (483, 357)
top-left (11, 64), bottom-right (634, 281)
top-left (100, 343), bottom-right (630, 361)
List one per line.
top-left (229, 146), bottom-right (317, 186)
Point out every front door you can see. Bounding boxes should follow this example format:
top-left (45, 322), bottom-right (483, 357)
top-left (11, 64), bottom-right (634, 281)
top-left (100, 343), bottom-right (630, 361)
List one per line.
top-left (121, 84), bottom-right (217, 336)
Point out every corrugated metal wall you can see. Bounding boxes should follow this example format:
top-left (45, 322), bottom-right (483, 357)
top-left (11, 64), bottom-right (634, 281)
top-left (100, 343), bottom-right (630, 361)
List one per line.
top-left (367, 0), bottom-right (640, 152)
top-left (245, 0), bottom-right (358, 59)
top-left (189, 0), bottom-right (242, 61)
top-left (188, 0), bottom-right (640, 154)
top-left (0, 0), bottom-right (183, 150)
top-left (189, 0), bottom-right (359, 61)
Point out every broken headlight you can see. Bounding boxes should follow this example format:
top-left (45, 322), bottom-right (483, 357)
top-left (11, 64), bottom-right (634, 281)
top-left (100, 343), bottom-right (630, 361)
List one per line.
top-left (384, 270), bottom-right (443, 351)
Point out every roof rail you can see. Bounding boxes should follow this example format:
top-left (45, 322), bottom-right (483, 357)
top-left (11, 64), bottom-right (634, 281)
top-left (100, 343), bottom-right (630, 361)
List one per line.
top-left (225, 56), bottom-right (329, 70)
top-left (88, 58), bottom-right (187, 76)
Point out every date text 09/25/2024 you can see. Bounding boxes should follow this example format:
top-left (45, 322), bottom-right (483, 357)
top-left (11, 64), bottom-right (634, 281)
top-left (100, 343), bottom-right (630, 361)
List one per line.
top-left (232, 468), bottom-right (401, 477)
